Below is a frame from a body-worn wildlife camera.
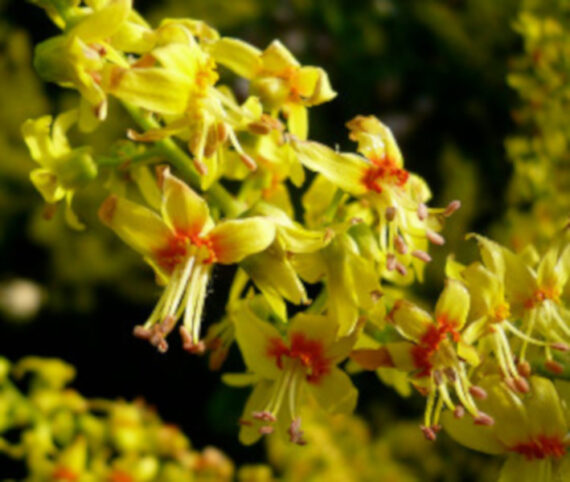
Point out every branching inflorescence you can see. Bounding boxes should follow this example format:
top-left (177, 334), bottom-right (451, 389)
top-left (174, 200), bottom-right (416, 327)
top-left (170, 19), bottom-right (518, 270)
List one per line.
top-left (19, 1), bottom-right (570, 480)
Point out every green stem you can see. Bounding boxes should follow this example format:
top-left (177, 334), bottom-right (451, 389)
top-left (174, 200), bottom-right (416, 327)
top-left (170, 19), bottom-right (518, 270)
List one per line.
top-left (323, 188), bottom-right (344, 223)
top-left (363, 322), bottom-right (399, 344)
top-left (96, 145), bottom-right (165, 167)
top-left (121, 102), bottom-right (244, 218)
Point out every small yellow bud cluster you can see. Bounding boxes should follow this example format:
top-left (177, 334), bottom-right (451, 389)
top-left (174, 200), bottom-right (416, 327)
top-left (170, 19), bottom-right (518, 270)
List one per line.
top-left (0, 357), bottom-right (236, 481)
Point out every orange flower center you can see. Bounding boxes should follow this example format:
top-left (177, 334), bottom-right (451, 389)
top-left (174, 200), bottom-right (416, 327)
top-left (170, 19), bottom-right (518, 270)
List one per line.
top-left (52, 467), bottom-right (78, 481)
top-left (510, 435), bottom-right (566, 461)
top-left (155, 232), bottom-right (217, 272)
top-left (361, 156), bottom-right (409, 193)
top-left (267, 333), bottom-right (331, 383)
top-left (524, 286), bottom-right (560, 309)
top-left (411, 315), bottom-right (460, 377)
top-left (492, 302), bottom-right (511, 322)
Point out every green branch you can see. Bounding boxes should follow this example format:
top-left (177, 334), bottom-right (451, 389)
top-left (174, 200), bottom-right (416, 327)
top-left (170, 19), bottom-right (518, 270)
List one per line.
top-left (121, 102), bottom-right (245, 218)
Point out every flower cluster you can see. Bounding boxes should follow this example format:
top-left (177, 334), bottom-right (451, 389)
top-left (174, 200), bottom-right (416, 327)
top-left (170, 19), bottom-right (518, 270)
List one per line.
top-left (20, 3), bottom-right (570, 481)
top-left (501, 2), bottom-right (570, 250)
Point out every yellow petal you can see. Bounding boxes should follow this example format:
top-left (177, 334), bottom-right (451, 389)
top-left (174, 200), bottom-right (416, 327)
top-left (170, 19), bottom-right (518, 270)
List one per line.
top-left (241, 245), bottom-right (307, 306)
top-left (260, 40), bottom-right (299, 72)
top-left (377, 367), bottom-right (412, 397)
top-left (388, 300), bottom-right (433, 343)
top-left (289, 314), bottom-right (337, 348)
top-left (525, 377), bottom-right (567, 440)
top-left (384, 342), bottom-right (416, 372)
top-left (498, 456), bottom-right (552, 482)
top-left (209, 37), bottom-right (262, 79)
top-left (441, 409), bottom-right (505, 455)
top-left (469, 234), bottom-right (506, 279)
top-left (98, 195), bottom-right (171, 257)
top-left (461, 262), bottom-right (501, 320)
top-left (64, 191), bottom-right (85, 231)
top-left (293, 139), bottom-right (367, 195)
top-left (22, 116), bottom-right (53, 164)
top-left (309, 367), bottom-right (357, 414)
top-left (457, 341), bottom-right (480, 366)
top-left (30, 168), bottom-right (65, 203)
top-left (302, 68), bottom-right (336, 105)
top-left (209, 217), bottom-right (276, 264)
top-left (232, 302), bottom-right (282, 379)
top-left (290, 252), bottom-right (327, 284)
top-left (238, 380), bottom-right (273, 446)
top-left (104, 66), bottom-right (190, 115)
top-left (435, 279), bottom-right (470, 330)
top-left (69, 0), bottom-right (131, 43)
top-left (286, 103), bottom-right (308, 140)
top-left (161, 168), bottom-right (210, 236)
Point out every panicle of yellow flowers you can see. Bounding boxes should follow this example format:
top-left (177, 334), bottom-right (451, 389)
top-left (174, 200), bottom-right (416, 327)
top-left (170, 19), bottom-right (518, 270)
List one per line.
top-left (501, 1), bottom-right (570, 251)
top-left (21, 3), bottom-right (570, 480)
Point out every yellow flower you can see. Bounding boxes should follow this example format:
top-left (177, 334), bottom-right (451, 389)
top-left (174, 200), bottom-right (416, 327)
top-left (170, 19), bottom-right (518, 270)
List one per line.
top-left (225, 301), bottom-right (357, 445)
top-left (99, 167), bottom-right (275, 353)
top-left (32, 0), bottom-right (145, 129)
top-left (294, 115), bottom-right (458, 282)
top-left (352, 280), bottom-right (490, 440)
top-left (466, 235), bottom-right (570, 372)
top-left (211, 38), bottom-right (336, 139)
top-left (21, 110), bottom-right (97, 230)
top-left (443, 376), bottom-right (570, 482)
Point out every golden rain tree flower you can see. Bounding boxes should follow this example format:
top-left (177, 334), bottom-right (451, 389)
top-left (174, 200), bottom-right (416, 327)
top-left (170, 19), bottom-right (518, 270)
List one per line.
top-left (21, 109), bottom-right (97, 230)
top-left (294, 115), bottom-right (459, 283)
top-left (464, 235), bottom-right (570, 374)
top-left (352, 279), bottom-right (492, 440)
top-left (107, 21), bottom-right (264, 181)
top-left (211, 37), bottom-right (337, 139)
top-left (32, 0), bottom-right (150, 129)
top-left (442, 376), bottom-right (570, 482)
top-left (99, 167), bottom-right (275, 353)
top-left (224, 299), bottom-right (358, 446)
